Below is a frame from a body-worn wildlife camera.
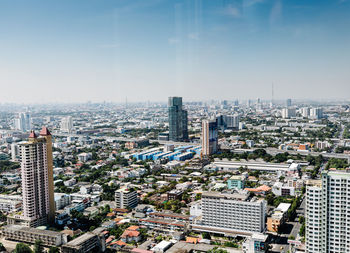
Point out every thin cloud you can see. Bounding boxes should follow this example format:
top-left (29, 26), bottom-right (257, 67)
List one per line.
top-left (243, 0), bottom-right (264, 8)
top-left (168, 37), bottom-right (181, 45)
top-left (188, 33), bottom-right (199, 40)
top-left (224, 5), bottom-right (241, 18)
top-left (270, 0), bottom-right (282, 25)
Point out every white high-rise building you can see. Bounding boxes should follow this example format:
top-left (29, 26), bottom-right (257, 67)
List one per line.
top-left (281, 108), bottom-right (296, 119)
top-left (14, 113), bottom-right (31, 132)
top-left (60, 116), bottom-right (73, 133)
top-left (201, 192), bottom-right (266, 233)
top-left (306, 170), bottom-right (350, 253)
top-left (202, 119), bottom-right (218, 156)
top-left (310, 108), bottom-right (323, 120)
top-left (301, 107), bottom-right (310, 118)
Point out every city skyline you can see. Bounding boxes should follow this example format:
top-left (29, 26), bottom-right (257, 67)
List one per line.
top-left (0, 0), bottom-right (350, 103)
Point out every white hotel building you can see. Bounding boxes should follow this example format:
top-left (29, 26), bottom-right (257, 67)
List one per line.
top-left (194, 192), bottom-right (266, 235)
top-left (306, 170), bottom-right (350, 253)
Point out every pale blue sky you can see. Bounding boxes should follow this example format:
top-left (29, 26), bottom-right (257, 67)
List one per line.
top-left (0, 0), bottom-right (350, 103)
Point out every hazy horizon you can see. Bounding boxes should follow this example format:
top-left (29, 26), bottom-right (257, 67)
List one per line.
top-left (1, 0), bottom-right (350, 103)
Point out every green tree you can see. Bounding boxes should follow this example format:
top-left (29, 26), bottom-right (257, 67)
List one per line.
top-left (0, 242), bottom-right (6, 252)
top-left (14, 243), bottom-right (33, 253)
top-left (34, 240), bottom-right (44, 253)
top-left (208, 247), bottom-right (228, 253)
top-left (202, 232), bottom-right (211, 239)
top-left (48, 247), bottom-right (60, 253)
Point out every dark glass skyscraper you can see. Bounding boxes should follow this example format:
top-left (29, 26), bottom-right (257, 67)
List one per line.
top-left (168, 97), bottom-right (188, 141)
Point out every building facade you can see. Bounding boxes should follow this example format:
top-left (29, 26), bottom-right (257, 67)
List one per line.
top-left (11, 127), bottom-right (55, 227)
top-left (306, 170), bottom-right (350, 253)
top-left (2, 225), bottom-right (67, 247)
top-left (61, 116), bottom-right (73, 133)
top-left (168, 97), bottom-right (188, 142)
top-left (202, 120), bottom-right (218, 156)
top-left (201, 192), bottom-right (266, 233)
top-left (115, 188), bottom-right (138, 209)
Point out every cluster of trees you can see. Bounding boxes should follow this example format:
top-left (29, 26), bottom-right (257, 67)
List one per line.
top-left (306, 123), bottom-right (339, 140)
top-left (287, 196), bottom-right (302, 221)
top-left (101, 183), bottom-right (120, 201)
top-left (335, 146), bottom-right (350, 153)
top-left (299, 216), bottom-right (305, 238)
top-left (0, 160), bottom-right (20, 171)
top-left (306, 155), bottom-right (324, 179)
top-left (156, 199), bottom-right (187, 213)
top-left (54, 181), bottom-right (80, 194)
top-left (213, 149), bottom-right (302, 164)
top-left (208, 247), bottom-right (228, 253)
top-left (343, 126), bottom-right (350, 139)
top-left (70, 204), bottom-right (111, 231)
top-left (265, 193), bottom-right (295, 207)
top-left (11, 241), bottom-right (59, 253)
top-left (326, 157), bottom-right (349, 169)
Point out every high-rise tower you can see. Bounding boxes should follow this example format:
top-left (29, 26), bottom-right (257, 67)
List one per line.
top-left (306, 170), bottom-right (350, 253)
top-left (168, 97), bottom-right (188, 142)
top-left (202, 119), bottom-right (218, 156)
top-left (9, 127), bottom-right (55, 227)
top-left (40, 126), bottom-right (55, 224)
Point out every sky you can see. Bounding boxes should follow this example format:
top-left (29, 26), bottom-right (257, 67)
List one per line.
top-left (0, 0), bottom-right (350, 103)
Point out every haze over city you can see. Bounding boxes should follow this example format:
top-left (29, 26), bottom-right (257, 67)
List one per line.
top-left (1, 1), bottom-right (350, 253)
top-left (1, 0), bottom-right (350, 103)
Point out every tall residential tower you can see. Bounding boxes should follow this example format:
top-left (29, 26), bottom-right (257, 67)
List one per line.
top-left (202, 119), bottom-right (218, 156)
top-left (8, 127), bottom-right (55, 227)
top-left (306, 170), bottom-right (350, 253)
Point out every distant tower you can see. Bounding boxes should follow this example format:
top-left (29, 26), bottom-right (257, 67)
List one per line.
top-left (16, 127), bottom-right (55, 227)
top-left (271, 83), bottom-right (274, 106)
top-left (202, 119), bottom-right (218, 156)
top-left (286, 98), bottom-right (292, 107)
top-left (14, 112), bottom-right (31, 132)
top-left (60, 116), bottom-right (73, 133)
top-left (168, 97), bottom-right (188, 141)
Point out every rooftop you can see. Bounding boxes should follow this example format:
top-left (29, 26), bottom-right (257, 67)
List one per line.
top-left (2, 225), bottom-right (63, 237)
top-left (64, 232), bottom-right (96, 246)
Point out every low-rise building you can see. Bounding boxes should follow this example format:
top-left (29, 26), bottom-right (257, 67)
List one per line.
top-left (54, 193), bottom-right (71, 210)
top-left (2, 225), bottom-right (67, 247)
top-left (61, 232), bottom-right (105, 253)
top-left (272, 182), bottom-right (295, 196)
top-left (139, 218), bottom-right (186, 233)
top-left (167, 189), bottom-right (183, 201)
top-left (267, 203), bottom-right (291, 232)
top-left (0, 194), bottom-right (22, 213)
top-left (227, 175), bottom-right (245, 190)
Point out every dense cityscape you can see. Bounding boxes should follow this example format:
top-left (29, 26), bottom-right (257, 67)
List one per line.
top-left (1, 0), bottom-right (350, 252)
top-left (0, 98), bottom-right (349, 252)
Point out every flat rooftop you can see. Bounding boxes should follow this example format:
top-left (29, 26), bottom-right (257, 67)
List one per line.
top-left (202, 191), bottom-right (249, 201)
top-left (3, 225), bottom-right (63, 237)
top-left (64, 232), bottom-right (96, 246)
